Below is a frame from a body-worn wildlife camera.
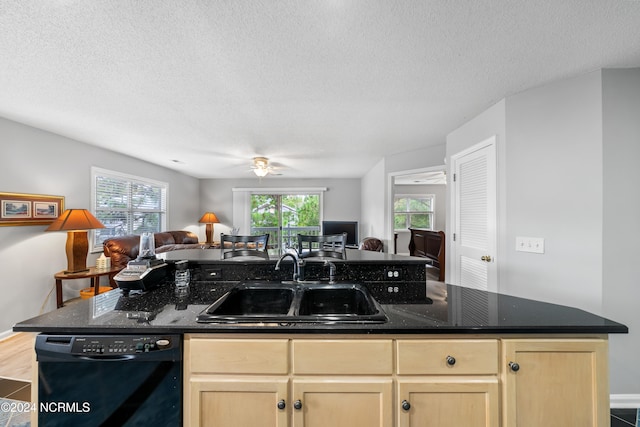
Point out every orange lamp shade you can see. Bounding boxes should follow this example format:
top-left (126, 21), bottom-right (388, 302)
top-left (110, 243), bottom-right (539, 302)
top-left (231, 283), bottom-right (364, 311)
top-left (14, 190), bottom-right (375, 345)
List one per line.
top-left (198, 212), bottom-right (220, 224)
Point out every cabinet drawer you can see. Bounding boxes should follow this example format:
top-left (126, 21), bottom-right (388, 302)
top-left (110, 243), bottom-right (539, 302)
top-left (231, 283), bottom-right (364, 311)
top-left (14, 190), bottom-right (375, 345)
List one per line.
top-left (188, 338), bottom-right (289, 374)
top-left (397, 340), bottom-right (498, 375)
top-left (293, 339), bottom-right (393, 375)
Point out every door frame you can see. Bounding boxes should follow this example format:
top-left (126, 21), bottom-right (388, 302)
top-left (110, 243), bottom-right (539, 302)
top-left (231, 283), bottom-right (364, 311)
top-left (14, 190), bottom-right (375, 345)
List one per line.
top-left (386, 165), bottom-right (446, 255)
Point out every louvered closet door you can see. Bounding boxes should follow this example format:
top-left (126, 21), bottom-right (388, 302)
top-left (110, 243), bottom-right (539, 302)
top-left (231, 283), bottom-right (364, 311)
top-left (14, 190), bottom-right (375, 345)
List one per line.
top-left (452, 136), bottom-right (497, 291)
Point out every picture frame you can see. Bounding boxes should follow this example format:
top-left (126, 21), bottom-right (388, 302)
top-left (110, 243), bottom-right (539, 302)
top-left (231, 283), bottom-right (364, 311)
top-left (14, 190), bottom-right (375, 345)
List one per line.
top-left (0, 192), bottom-right (65, 226)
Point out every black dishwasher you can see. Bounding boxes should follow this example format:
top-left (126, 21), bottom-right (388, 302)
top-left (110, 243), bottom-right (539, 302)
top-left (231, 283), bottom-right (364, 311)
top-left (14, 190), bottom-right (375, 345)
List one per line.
top-left (35, 334), bottom-right (182, 427)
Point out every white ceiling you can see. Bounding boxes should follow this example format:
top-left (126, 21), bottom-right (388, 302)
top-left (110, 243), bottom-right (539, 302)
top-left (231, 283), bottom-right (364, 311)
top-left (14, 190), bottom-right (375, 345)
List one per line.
top-left (395, 171), bottom-right (446, 186)
top-left (2, 1), bottom-right (640, 179)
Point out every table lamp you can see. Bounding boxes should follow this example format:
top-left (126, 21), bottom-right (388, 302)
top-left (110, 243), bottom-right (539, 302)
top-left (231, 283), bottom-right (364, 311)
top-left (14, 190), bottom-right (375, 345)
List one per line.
top-left (46, 209), bottom-right (105, 273)
top-left (199, 212), bottom-right (220, 245)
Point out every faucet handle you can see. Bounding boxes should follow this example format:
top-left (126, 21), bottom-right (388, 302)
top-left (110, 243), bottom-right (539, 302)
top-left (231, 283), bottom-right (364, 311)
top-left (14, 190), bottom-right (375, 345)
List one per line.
top-left (324, 260), bottom-right (337, 283)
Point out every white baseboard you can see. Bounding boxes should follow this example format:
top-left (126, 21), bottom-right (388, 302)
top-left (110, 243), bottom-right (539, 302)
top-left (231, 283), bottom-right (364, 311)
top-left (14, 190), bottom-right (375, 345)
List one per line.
top-left (0, 329), bottom-right (17, 341)
top-left (611, 394), bottom-right (640, 408)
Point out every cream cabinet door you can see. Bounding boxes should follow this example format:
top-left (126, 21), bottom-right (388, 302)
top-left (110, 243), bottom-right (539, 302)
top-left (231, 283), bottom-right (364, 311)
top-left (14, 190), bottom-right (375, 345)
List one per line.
top-left (291, 378), bottom-right (393, 427)
top-left (502, 338), bottom-right (609, 427)
top-left (188, 376), bottom-right (289, 427)
top-left (397, 377), bottom-right (499, 427)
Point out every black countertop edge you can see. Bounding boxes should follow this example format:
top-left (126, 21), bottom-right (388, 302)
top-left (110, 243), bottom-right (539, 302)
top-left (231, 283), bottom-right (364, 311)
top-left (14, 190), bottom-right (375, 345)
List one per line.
top-left (13, 325), bottom-right (628, 335)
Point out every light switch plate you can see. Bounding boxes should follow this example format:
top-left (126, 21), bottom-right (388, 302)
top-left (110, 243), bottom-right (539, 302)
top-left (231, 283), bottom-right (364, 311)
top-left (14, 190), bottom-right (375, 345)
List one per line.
top-left (515, 236), bottom-right (545, 254)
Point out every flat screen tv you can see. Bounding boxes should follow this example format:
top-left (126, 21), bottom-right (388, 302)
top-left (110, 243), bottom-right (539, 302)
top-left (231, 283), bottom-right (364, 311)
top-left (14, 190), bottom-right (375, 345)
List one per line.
top-left (322, 220), bottom-right (359, 247)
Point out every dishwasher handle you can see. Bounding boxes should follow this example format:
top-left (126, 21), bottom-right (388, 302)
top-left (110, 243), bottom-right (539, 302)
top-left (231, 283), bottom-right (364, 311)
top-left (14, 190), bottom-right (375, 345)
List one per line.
top-left (75, 354), bottom-right (136, 361)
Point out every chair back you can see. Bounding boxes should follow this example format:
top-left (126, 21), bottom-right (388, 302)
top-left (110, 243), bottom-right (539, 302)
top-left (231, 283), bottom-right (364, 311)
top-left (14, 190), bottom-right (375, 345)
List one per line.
top-left (297, 233), bottom-right (347, 259)
top-left (220, 233), bottom-right (270, 259)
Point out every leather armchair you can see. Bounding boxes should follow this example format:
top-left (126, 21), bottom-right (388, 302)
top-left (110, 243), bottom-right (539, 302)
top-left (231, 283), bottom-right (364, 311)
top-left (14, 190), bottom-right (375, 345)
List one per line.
top-left (359, 237), bottom-right (384, 252)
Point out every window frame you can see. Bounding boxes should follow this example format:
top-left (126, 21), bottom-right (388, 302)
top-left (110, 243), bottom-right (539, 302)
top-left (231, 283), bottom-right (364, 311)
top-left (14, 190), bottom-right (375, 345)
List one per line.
top-left (393, 193), bottom-right (435, 231)
top-left (249, 190), bottom-right (324, 251)
top-left (90, 167), bottom-right (168, 252)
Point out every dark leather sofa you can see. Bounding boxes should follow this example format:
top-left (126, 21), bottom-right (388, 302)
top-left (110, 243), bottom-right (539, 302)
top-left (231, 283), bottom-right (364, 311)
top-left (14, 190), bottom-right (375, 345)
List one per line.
top-left (103, 230), bottom-right (203, 269)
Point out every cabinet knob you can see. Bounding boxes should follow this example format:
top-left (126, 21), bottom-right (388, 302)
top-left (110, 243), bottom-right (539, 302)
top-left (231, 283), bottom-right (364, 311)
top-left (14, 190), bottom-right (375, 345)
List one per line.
top-left (402, 400), bottom-right (411, 411)
top-left (446, 355), bottom-right (456, 366)
top-left (509, 361), bottom-right (520, 372)
top-left (294, 400), bottom-right (303, 410)
top-left (481, 255), bottom-right (492, 262)
top-left (277, 400), bottom-right (286, 410)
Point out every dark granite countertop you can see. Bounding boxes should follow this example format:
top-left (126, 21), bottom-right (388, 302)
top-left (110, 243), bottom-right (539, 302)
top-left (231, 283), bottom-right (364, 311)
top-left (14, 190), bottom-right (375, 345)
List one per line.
top-left (13, 280), bottom-right (628, 335)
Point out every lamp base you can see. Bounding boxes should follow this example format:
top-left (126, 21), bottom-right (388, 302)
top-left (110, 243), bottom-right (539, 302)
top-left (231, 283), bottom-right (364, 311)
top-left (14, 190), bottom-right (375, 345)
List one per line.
top-left (205, 223), bottom-right (214, 245)
top-left (65, 230), bottom-right (89, 274)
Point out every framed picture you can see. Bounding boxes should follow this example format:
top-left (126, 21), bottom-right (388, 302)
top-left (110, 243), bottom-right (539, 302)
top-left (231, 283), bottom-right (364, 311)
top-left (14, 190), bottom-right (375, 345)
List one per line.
top-left (34, 201), bottom-right (59, 218)
top-left (0, 192), bottom-right (65, 226)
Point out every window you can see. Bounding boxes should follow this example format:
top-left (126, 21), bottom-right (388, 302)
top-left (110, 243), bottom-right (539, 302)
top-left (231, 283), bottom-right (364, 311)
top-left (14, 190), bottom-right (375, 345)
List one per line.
top-left (91, 167), bottom-right (168, 250)
top-left (250, 192), bottom-right (322, 251)
top-left (394, 194), bottom-right (434, 230)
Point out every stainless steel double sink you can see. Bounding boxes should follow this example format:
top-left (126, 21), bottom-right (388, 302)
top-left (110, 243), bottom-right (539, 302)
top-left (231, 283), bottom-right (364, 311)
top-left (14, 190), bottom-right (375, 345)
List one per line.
top-left (196, 282), bottom-right (387, 324)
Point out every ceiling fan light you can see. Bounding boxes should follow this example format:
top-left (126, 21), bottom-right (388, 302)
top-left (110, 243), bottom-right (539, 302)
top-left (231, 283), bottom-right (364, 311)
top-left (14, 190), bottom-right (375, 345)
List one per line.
top-left (253, 167), bottom-right (269, 177)
top-left (252, 156), bottom-right (270, 177)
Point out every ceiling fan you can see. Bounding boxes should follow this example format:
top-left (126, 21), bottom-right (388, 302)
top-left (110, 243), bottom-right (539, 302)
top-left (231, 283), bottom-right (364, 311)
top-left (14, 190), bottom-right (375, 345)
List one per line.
top-left (251, 157), bottom-right (283, 177)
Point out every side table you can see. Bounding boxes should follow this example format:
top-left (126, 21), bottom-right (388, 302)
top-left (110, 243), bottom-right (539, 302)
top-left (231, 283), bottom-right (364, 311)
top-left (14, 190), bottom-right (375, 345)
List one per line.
top-left (54, 266), bottom-right (122, 308)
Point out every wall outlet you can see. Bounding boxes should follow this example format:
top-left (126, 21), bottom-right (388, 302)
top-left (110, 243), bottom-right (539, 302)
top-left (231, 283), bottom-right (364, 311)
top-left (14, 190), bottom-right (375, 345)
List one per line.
top-left (384, 267), bottom-right (403, 280)
top-left (515, 236), bottom-right (545, 254)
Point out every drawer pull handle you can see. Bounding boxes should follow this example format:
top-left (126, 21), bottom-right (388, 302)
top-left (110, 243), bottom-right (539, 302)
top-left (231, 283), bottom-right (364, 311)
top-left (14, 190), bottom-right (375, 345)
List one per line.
top-left (402, 400), bottom-right (411, 411)
top-left (446, 355), bottom-right (456, 366)
top-left (509, 361), bottom-right (520, 372)
top-left (277, 400), bottom-right (286, 410)
top-left (294, 400), bottom-right (303, 410)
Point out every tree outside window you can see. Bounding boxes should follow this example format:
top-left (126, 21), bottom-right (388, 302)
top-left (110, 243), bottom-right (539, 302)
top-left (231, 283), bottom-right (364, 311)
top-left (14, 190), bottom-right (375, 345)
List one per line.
top-left (251, 193), bottom-right (320, 250)
top-left (394, 195), bottom-right (434, 230)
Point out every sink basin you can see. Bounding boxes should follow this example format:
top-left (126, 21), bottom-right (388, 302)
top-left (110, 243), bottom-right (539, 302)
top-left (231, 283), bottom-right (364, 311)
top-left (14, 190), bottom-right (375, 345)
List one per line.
top-left (197, 283), bottom-right (297, 321)
top-left (209, 285), bottom-right (295, 316)
top-left (197, 282), bottom-right (387, 324)
top-left (298, 284), bottom-right (381, 317)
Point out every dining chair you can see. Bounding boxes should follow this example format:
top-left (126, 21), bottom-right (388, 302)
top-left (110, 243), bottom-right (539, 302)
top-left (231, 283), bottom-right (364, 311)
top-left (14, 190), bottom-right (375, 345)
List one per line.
top-left (220, 233), bottom-right (270, 259)
top-left (297, 233), bottom-right (347, 259)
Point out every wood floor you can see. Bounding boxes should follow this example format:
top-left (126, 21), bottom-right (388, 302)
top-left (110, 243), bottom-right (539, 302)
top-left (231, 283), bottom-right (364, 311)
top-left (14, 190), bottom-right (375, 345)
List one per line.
top-left (0, 333), bottom-right (33, 381)
top-left (0, 332), bottom-right (34, 402)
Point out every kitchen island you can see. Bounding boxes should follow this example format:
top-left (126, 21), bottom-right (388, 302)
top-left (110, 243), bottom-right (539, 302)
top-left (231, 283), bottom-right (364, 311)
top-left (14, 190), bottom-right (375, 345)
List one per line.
top-left (14, 249), bottom-right (628, 427)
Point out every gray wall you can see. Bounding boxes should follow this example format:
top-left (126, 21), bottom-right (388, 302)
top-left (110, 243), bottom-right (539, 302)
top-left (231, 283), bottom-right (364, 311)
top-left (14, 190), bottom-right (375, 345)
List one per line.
top-left (199, 177), bottom-right (361, 238)
top-left (361, 159), bottom-right (386, 246)
top-left (0, 117), bottom-right (200, 335)
top-left (385, 145), bottom-right (446, 174)
top-left (602, 68), bottom-right (640, 395)
top-left (446, 69), bottom-right (638, 396)
top-left (504, 70), bottom-right (604, 314)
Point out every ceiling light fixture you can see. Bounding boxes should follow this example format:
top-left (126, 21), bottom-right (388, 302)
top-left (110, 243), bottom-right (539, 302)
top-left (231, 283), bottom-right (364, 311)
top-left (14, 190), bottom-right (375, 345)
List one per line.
top-left (252, 157), bottom-right (270, 177)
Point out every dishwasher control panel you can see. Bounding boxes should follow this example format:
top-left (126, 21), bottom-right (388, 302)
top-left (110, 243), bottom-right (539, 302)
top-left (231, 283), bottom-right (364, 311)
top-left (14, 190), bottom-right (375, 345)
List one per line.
top-left (69, 335), bottom-right (174, 355)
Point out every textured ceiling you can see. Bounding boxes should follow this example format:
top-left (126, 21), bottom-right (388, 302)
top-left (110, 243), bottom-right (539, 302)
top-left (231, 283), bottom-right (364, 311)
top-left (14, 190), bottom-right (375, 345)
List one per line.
top-left (2, 1), bottom-right (640, 179)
